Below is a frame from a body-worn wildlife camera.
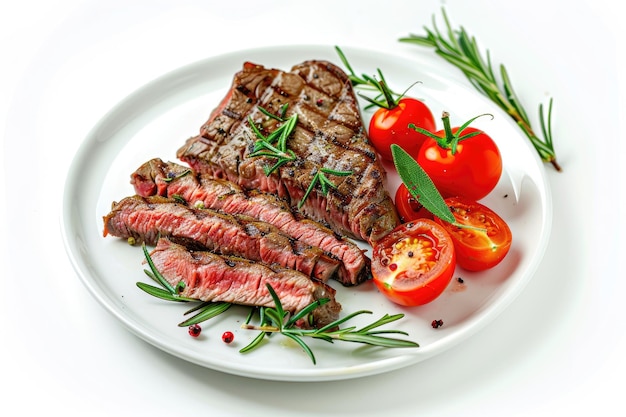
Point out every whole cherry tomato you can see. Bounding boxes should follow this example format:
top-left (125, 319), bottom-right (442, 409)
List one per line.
top-left (394, 183), bottom-right (433, 222)
top-left (371, 219), bottom-right (456, 306)
top-left (412, 112), bottom-right (502, 201)
top-left (434, 196), bottom-right (512, 272)
top-left (369, 97), bottom-right (435, 162)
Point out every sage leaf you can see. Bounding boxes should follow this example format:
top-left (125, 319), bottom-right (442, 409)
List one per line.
top-left (391, 144), bottom-right (455, 224)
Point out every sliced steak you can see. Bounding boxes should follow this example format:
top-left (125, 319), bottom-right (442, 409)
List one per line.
top-left (149, 238), bottom-right (341, 328)
top-left (131, 158), bottom-right (370, 286)
top-left (176, 60), bottom-right (399, 244)
top-left (102, 195), bottom-right (340, 282)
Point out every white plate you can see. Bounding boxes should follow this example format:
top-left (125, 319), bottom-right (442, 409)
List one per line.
top-left (61, 45), bottom-right (552, 381)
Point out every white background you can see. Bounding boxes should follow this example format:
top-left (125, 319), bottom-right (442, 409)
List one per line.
top-left (1, 0), bottom-right (624, 416)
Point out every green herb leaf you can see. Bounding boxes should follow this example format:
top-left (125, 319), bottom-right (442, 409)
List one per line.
top-left (391, 144), bottom-right (455, 224)
top-left (298, 167), bottom-right (353, 209)
top-left (247, 107), bottom-right (299, 176)
top-left (136, 282), bottom-right (194, 302)
top-left (141, 243), bottom-right (176, 294)
top-left (399, 8), bottom-right (561, 171)
top-left (178, 302), bottom-right (231, 327)
top-left (335, 45), bottom-right (402, 110)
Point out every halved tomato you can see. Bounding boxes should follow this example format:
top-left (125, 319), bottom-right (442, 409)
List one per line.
top-left (434, 196), bottom-right (512, 271)
top-left (371, 219), bottom-right (456, 306)
top-left (394, 183), bottom-right (434, 222)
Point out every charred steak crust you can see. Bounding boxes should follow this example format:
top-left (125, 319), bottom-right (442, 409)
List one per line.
top-left (149, 237), bottom-right (341, 328)
top-left (176, 60), bottom-right (400, 243)
top-left (102, 195), bottom-right (341, 283)
top-left (130, 158), bottom-right (371, 286)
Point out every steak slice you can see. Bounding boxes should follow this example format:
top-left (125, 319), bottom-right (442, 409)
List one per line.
top-left (131, 158), bottom-right (370, 286)
top-left (102, 195), bottom-right (340, 282)
top-left (149, 238), bottom-right (341, 328)
top-left (176, 60), bottom-right (399, 244)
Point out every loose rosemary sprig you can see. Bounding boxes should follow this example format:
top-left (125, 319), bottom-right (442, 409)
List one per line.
top-left (298, 167), bottom-right (353, 209)
top-left (136, 245), bottom-right (418, 364)
top-left (247, 105), bottom-right (298, 175)
top-left (399, 8), bottom-right (561, 171)
top-left (240, 284), bottom-right (418, 365)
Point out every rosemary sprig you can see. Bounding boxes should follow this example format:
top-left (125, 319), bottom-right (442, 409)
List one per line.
top-left (399, 8), bottom-right (561, 171)
top-left (248, 103), bottom-right (353, 208)
top-left (335, 46), bottom-right (400, 110)
top-left (247, 106), bottom-right (298, 175)
top-left (240, 284), bottom-right (419, 365)
top-left (298, 167), bottom-right (353, 209)
top-left (136, 246), bottom-right (418, 365)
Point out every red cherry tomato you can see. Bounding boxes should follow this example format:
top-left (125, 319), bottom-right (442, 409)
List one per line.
top-left (394, 183), bottom-right (433, 222)
top-left (369, 97), bottom-right (435, 162)
top-left (434, 197), bottom-right (512, 272)
top-left (371, 219), bottom-right (456, 306)
top-left (415, 113), bottom-right (502, 201)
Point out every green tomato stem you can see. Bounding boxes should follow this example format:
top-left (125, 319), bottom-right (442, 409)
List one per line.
top-left (440, 111), bottom-right (458, 154)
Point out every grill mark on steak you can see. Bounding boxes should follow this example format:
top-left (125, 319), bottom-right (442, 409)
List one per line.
top-left (130, 158), bottom-right (371, 286)
top-left (176, 60), bottom-right (399, 243)
top-left (149, 237), bottom-right (341, 328)
top-left (102, 195), bottom-right (340, 282)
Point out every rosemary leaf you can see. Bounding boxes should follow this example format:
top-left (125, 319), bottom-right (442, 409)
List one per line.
top-left (136, 282), bottom-right (191, 302)
top-left (141, 243), bottom-right (175, 294)
top-left (285, 298), bottom-right (331, 328)
top-left (315, 310), bottom-right (373, 333)
top-left (265, 284), bottom-right (287, 325)
top-left (178, 302), bottom-right (231, 327)
top-left (336, 333), bottom-right (419, 348)
top-left (298, 167), bottom-right (353, 209)
top-left (284, 332), bottom-right (317, 364)
top-left (239, 331), bottom-right (269, 354)
top-left (356, 313), bottom-right (407, 333)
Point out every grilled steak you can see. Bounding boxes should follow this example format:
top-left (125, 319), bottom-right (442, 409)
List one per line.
top-left (149, 238), bottom-right (341, 328)
top-left (131, 158), bottom-right (370, 286)
top-left (176, 60), bottom-right (399, 244)
top-left (102, 195), bottom-right (340, 282)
